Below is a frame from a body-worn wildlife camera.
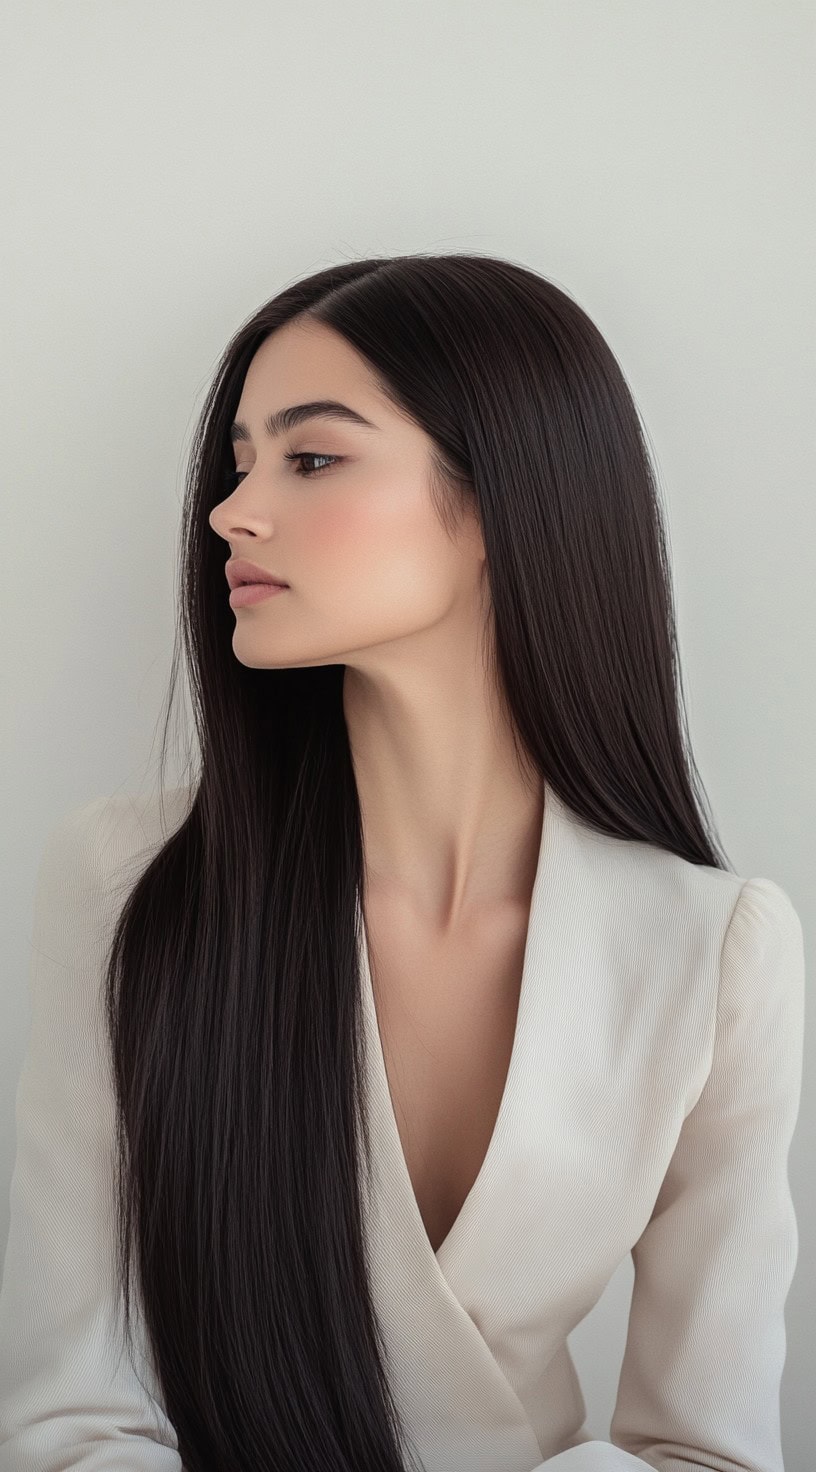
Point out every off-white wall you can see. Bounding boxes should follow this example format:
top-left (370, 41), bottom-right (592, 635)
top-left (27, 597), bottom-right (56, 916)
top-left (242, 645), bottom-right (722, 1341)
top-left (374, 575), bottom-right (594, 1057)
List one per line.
top-left (2, 0), bottom-right (813, 1458)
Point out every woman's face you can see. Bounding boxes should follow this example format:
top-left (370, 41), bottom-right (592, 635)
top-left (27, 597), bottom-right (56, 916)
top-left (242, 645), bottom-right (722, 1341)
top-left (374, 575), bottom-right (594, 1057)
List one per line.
top-left (208, 318), bottom-right (485, 671)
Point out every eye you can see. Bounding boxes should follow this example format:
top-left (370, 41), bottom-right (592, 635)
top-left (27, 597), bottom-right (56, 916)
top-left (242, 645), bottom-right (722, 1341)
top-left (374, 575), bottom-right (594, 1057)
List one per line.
top-left (283, 451), bottom-right (340, 477)
top-left (223, 452), bottom-right (341, 492)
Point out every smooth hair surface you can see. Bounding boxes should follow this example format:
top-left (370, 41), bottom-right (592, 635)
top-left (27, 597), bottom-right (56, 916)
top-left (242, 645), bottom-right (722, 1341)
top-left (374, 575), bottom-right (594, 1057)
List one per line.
top-left (104, 253), bottom-right (733, 1471)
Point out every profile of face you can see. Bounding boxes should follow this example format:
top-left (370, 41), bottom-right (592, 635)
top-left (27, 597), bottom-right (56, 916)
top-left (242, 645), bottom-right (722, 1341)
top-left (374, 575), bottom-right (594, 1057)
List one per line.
top-left (208, 319), bottom-right (486, 673)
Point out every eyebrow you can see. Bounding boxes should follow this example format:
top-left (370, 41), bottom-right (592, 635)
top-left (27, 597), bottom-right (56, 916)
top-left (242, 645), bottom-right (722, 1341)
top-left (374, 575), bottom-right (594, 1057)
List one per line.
top-left (229, 399), bottom-right (379, 444)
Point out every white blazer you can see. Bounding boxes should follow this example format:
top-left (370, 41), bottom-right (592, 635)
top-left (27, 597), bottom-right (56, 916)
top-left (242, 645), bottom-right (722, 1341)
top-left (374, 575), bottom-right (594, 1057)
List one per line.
top-left (0, 785), bottom-right (806, 1472)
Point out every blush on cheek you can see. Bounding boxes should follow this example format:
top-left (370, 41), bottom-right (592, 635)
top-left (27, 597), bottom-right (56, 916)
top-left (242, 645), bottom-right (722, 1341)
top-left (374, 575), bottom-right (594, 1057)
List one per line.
top-left (309, 505), bottom-right (385, 560)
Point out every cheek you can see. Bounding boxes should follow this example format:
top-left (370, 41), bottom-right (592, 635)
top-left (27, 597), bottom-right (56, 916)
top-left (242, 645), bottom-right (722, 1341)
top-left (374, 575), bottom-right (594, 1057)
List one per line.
top-left (303, 490), bottom-right (444, 586)
top-left (302, 501), bottom-right (371, 561)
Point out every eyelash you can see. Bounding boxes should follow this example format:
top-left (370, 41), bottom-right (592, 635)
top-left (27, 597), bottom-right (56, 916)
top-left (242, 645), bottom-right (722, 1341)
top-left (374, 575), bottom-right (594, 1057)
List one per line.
top-left (225, 452), bottom-right (340, 490)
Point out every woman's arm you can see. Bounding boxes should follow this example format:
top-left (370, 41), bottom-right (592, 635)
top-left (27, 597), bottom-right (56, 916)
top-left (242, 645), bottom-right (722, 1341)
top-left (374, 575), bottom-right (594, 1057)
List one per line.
top-left (535, 876), bottom-right (806, 1472)
top-left (0, 799), bottom-right (184, 1469)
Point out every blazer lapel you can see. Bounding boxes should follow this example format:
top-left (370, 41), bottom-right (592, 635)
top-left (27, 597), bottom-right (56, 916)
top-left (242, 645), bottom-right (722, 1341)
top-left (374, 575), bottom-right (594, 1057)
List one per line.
top-left (353, 788), bottom-right (573, 1469)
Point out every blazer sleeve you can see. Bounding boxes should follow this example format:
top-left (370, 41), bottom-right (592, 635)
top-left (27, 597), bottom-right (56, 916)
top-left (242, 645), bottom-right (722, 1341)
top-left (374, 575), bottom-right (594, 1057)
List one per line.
top-left (0, 799), bottom-right (183, 1470)
top-left (533, 875), bottom-right (806, 1472)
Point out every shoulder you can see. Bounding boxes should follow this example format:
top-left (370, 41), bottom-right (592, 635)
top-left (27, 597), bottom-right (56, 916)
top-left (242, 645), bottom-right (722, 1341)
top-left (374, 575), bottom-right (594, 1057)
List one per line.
top-left (551, 796), bottom-right (804, 1024)
top-left (717, 876), bottom-right (805, 1042)
top-left (722, 874), bottom-right (804, 948)
top-left (557, 793), bottom-right (800, 945)
top-left (32, 785), bottom-right (194, 972)
top-left (41, 783), bottom-right (193, 871)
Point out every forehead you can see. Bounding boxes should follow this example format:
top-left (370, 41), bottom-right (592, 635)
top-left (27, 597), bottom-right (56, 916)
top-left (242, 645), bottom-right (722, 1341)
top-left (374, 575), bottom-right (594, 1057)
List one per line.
top-left (234, 319), bottom-right (386, 425)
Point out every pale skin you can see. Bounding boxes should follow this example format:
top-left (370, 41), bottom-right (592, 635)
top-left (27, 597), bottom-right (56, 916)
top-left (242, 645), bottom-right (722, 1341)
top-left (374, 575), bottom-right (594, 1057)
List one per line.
top-left (208, 316), bottom-right (545, 1253)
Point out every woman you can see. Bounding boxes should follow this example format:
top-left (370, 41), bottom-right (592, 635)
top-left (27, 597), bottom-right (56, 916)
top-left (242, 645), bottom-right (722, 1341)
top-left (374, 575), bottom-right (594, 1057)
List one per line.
top-left (0, 253), bottom-right (805, 1471)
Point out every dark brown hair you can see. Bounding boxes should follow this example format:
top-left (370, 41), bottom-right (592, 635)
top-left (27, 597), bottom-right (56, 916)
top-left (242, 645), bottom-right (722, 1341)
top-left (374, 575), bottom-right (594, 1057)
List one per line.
top-left (104, 252), bottom-right (733, 1471)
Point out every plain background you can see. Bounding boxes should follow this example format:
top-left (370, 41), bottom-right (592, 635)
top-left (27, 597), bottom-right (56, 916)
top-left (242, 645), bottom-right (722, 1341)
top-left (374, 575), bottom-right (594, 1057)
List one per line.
top-left (2, 0), bottom-right (814, 1460)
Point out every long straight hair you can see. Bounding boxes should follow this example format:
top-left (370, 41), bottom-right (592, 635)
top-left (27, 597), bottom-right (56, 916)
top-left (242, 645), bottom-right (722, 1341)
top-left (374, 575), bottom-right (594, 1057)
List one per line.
top-left (103, 252), bottom-right (734, 1472)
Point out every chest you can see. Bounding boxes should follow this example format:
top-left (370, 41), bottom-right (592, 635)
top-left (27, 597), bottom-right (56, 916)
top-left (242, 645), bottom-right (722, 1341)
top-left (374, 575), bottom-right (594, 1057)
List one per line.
top-left (364, 891), bottom-right (530, 1255)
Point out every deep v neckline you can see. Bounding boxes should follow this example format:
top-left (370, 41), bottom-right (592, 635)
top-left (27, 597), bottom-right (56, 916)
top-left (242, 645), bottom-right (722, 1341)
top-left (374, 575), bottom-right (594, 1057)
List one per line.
top-left (357, 785), bottom-right (557, 1268)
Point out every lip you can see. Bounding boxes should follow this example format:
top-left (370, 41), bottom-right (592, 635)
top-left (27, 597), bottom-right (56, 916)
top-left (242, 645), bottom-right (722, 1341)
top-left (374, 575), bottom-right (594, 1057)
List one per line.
top-left (226, 557), bottom-right (289, 590)
top-left (229, 583), bottom-right (289, 608)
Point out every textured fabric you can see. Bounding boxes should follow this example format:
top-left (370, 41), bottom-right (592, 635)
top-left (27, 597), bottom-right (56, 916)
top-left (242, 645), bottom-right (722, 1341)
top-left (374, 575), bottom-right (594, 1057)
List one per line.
top-left (0, 784), bottom-right (805, 1472)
